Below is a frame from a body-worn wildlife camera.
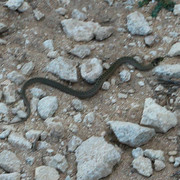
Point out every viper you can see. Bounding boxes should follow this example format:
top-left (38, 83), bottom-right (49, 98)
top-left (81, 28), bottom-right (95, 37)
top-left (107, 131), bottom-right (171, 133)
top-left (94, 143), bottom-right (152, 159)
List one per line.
top-left (13, 56), bottom-right (164, 124)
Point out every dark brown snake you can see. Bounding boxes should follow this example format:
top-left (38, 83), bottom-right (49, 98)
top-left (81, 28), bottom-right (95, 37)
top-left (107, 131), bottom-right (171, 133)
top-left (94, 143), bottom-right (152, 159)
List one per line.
top-left (13, 56), bottom-right (164, 124)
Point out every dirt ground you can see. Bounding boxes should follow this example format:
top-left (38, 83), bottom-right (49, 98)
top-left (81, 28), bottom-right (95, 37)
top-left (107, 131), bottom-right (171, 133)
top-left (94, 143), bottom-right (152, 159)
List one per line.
top-left (0, 0), bottom-right (180, 179)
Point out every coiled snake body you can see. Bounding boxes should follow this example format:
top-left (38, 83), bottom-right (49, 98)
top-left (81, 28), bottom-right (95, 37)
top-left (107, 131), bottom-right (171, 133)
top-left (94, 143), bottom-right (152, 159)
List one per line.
top-left (18, 56), bottom-right (163, 123)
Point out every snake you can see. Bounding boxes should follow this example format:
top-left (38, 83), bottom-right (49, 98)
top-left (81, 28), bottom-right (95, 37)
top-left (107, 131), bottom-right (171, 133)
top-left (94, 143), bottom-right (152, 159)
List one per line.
top-left (13, 56), bottom-right (163, 124)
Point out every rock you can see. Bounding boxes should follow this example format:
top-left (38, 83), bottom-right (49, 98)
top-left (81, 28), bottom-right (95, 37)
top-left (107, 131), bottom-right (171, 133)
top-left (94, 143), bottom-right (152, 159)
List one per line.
top-left (144, 35), bottom-right (157, 47)
top-left (46, 56), bottom-right (78, 82)
top-left (162, 36), bottom-right (173, 44)
top-left (0, 150), bottom-right (21, 173)
top-left (107, 121), bottom-right (155, 147)
top-left (47, 51), bottom-right (58, 59)
top-left (119, 70), bottom-right (131, 82)
top-left (154, 160), bottom-right (166, 171)
top-left (75, 136), bottom-right (121, 180)
top-left (0, 172), bottom-right (20, 180)
top-left (7, 71), bottom-right (25, 85)
top-left (43, 154), bottom-right (68, 173)
top-left (138, 80), bottom-right (144, 87)
top-left (168, 42), bottom-right (180, 57)
top-left (33, 9), bottom-right (45, 21)
top-left (38, 96), bottom-right (58, 119)
top-left (43, 39), bottom-right (54, 51)
top-left (3, 83), bottom-right (16, 104)
top-left (102, 81), bottom-right (110, 90)
top-left (17, 1), bottom-right (30, 12)
top-left (132, 156), bottom-right (153, 177)
top-left (72, 99), bottom-right (84, 111)
top-left (25, 129), bottom-right (42, 142)
top-left (30, 87), bottom-right (47, 98)
top-left (0, 39), bottom-right (7, 45)
top-left (144, 149), bottom-right (165, 161)
top-left (168, 151), bottom-right (178, 156)
top-left (169, 156), bottom-right (175, 163)
top-left (16, 110), bottom-right (27, 119)
top-left (72, 9), bottom-right (87, 20)
top-left (35, 166), bottom-right (60, 180)
top-left (55, 7), bottom-right (67, 16)
top-left (0, 103), bottom-right (9, 114)
top-left (127, 11), bottom-right (152, 35)
top-left (104, 0), bottom-right (114, 6)
top-left (68, 135), bottom-right (83, 152)
top-left (69, 45), bottom-right (91, 59)
top-left (5, 0), bottom-right (24, 10)
top-left (118, 93), bottom-right (128, 99)
top-left (140, 98), bottom-right (177, 133)
top-left (83, 112), bottom-right (95, 127)
top-left (37, 141), bottom-right (51, 150)
top-left (73, 113), bottom-right (82, 123)
top-left (154, 64), bottom-right (180, 78)
top-left (80, 58), bottom-right (103, 83)
top-left (26, 156), bottom-right (35, 166)
top-left (132, 147), bottom-right (144, 158)
top-left (8, 132), bottom-right (32, 150)
top-left (0, 129), bottom-right (11, 139)
top-left (174, 157), bottom-right (180, 167)
top-left (0, 23), bottom-right (8, 34)
top-left (174, 4), bottom-right (180, 15)
top-left (21, 61), bottom-right (35, 75)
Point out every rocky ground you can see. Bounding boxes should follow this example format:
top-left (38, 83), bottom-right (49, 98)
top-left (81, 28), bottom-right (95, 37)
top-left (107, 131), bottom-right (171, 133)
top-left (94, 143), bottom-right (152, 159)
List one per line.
top-left (0, 0), bottom-right (180, 180)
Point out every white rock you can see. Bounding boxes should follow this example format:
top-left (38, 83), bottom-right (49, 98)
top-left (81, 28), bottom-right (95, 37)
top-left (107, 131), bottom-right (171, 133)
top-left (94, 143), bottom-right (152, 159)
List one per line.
top-left (154, 159), bottom-right (166, 171)
top-left (0, 150), bottom-right (21, 172)
top-left (38, 96), bottom-right (58, 119)
top-left (8, 132), bottom-right (32, 150)
top-left (107, 121), bottom-right (155, 147)
top-left (33, 9), bottom-right (45, 21)
top-left (17, 1), bottom-right (30, 12)
top-left (73, 113), bottom-right (82, 123)
top-left (140, 98), bottom-right (177, 133)
top-left (132, 156), bottom-right (153, 177)
top-left (144, 149), bottom-right (165, 161)
top-left (154, 64), bottom-right (180, 78)
top-left (127, 11), bottom-right (152, 35)
top-left (104, 0), bottom-right (114, 6)
top-left (132, 147), bottom-right (144, 158)
top-left (174, 157), bottom-right (180, 167)
top-left (174, 4), bottom-right (180, 15)
top-left (168, 42), bottom-right (180, 57)
top-left (7, 71), bottom-right (25, 85)
top-left (5, 0), bottom-right (24, 10)
top-left (144, 35), bottom-right (156, 46)
top-left (46, 56), bottom-right (78, 82)
top-left (102, 81), bottom-right (110, 90)
top-left (37, 141), bottom-right (51, 150)
top-left (55, 7), bottom-right (67, 15)
top-left (138, 80), bottom-right (144, 86)
top-left (0, 23), bottom-right (8, 34)
top-left (43, 154), bottom-right (68, 173)
top-left (70, 45), bottom-right (91, 59)
top-left (21, 61), bottom-right (35, 75)
top-left (0, 39), bottom-right (7, 45)
top-left (30, 87), bottom-right (47, 98)
top-left (3, 83), bottom-right (16, 104)
top-left (25, 129), bottom-right (42, 141)
top-left (75, 136), bottom-right (121, 180)
top-left (118, 93), bottom-right (128, 99)
top-left (83, 112), bottom-right (95, 127)
top-left (0, 129), bottom-right (11, 139)
top-left (68, 135), bottom-right (83, 152)
top-left (26, 156), bottom-right (35, 166)
top-left (0, 103), bottom-right (9, 114)
top-left (43, 39), bottom-right (54, 51)
top-left (119, 70), bottom-right (131, 82)
top-left (0, 172), bottom-right (20, 180)
top-left (162, 36), bottom-right (173, 44)
top-left (16, 110), bottom-right (27, 119)
top-left (47, 51), bottom-right (58, 59)
top-left (80, 58), bottom-right (103, 83)
top-left (35, 166), bottom-right (60, 180)
top-left (72, 9), bottom-right (87, 20)
top-left (72, 99), bottom-right (84, 111)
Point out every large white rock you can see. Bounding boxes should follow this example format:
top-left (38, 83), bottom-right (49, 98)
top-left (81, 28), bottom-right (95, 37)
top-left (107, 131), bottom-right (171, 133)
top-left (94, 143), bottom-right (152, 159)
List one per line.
top-left (107, 121), bottom-right (155, 147)
top-left (5, 0), bottom-right (24, 10)
top-left (174, 4), bottom-right (180, 15)
top-left (127, 11), bottom-right (152, 35)
top-left (0, 172), bottom-right (20, 180)
top-left (75, 136), bottom-right (121, 180)
top-left (168, 42), bottom-right (180, 57)
top-left (7, 71), bottom-right (25, 85)
top-left (141, 98), bottom-right (177, 133)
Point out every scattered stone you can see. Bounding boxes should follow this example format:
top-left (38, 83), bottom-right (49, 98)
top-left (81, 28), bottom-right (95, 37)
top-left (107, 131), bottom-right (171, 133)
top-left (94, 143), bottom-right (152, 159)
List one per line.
top-left (0, 129), bottom-right (11, 139)
top-left (7, 71), bottom-right (25, 85)
top-left (168, 151), bottom-right (178, 156)
top-left (154, 159), bottom-right (166, 171)
top-left (3, 83), bottom-right (16, 104)
top-left (21, 61), bottom-right (35, 75)
top-left (43, 39), bottom-right (54, 51)
top-left (174, 157), bottom-right (180, 167)
top-left (132, 147), bottom-right (144, 158)
top-left (73, 113), bottom-right (82, 123)
top-left (0, 23), bottom-right (8, 34)
top-left (144, 35), bottom-right (157, 47)
top-left (25, 129), bottom-right (42, 142)
top-left (107, 121), bottom-right (155, 147)
top-left (17, 1), bottom-right (30, 12)
top-left (35, 166), bottom-right (60, 180)
top-left (65, 176), bottom-right (71, 180)
top-left (0, 38), bottom-right (7, 45)
top-left (72, 9), bottom-right (87, 20)
top-left (0, 103), bottom-right (9, 115)
top-left (102, 81), bottom-right (110, 90)
top-left (26, 156), bottom-right (35, 166)
top-left (5, 0), bottom-right (24, 10)
top-left (0, 150), bottom-right (21, 173)
top-left (43, 154), bottom-right (68, 173)
top-left (168, 42), bottom-right (180, 57)
top-left (69, 45), bottom-right (91, 59)
top-left (155, 84), bottom-right (164, 91)
top-left (72, 99), bottom-right (84, 111)
top-left (118, 93), bottom-right (128, 99)
top-left (127, 11), bottom-right (152, 35)
top-left (69, 123), bottom-right (79, 133)
top-left (0, 172), bottom-right (20, 180)
top-left (8, 132), bottom-right (32, 150)
top-left (16, 110), bottom-right (27, 119)
top-left (47, 51), bottom-right (58, 59)
top-left (80, 58), bottom-right (103, 83)
top-left (169, 156), bottom-right (175, 163)
top-left (38, 96), bottom-right (58, 119)
top-left (68, 135), bottom-right (83, 152)
top-left (140, 98), bottom-right (177, 133)
top-left (138, 80), bottom-right (144, 87)
top-left (162, 36), bottom-right (173, 44)
top-left (83, 112), bottom-right (95, 127)
top-left (30, 87), bottom-right (47, 98)
top-left (104, 0), bottom-right (114, 6)
top-left (55, 7), bottom-right (67, 16)
top-left (37, 141), bottom-right (51, 150)
top-left (75, 136), bottom-right (121, 180)
top-left (33, 9), bottom-right (45, 21)
top-left (46, 56), bottom-right (78, 82)
top-left (144, 149), bottom-right (165, 161)
top-left (174, 4), bottom-right (180, 15)
top-left (119, 70), bottom-right (131, 82)
top-left (132, 156), bottom-right (153, 177)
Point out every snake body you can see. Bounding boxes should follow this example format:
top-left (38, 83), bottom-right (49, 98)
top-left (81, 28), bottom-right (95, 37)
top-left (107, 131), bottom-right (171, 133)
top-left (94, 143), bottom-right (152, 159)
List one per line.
top-left (18, 56), bottom-right (163, 123)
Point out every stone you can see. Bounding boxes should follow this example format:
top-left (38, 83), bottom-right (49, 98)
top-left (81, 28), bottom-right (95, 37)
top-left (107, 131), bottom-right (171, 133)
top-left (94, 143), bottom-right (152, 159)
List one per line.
top-left (104, 0), bottom-right (114, 6)
top-left (38, 96), bottom-right (58, 119)
top-left (68, 135), bottom-right (83, 152)
top-left (33, 9), bottom-right (45, 21)
top-left (72, 99), bottom-right (84, 111)
top-left (154, 160), bottom-right (166, 171)
top-left (174, 157), bottom-right (180, 167)
top-left (140, 98), bottom-right (177, 133)
top-left (144, 35), bottom-right (157, 47)
top-left (3, 83), bottom-right (16, 104)
top-left (7, 71), bottom-right (25, 85)
top-left (73, 113), bottom-right (82, 123)
top-left (144, 149), bottom-right (165, 161)
top-left (47, 51), bottom-right (58, 59)
top-left (72, 9), bottom-right (87, 20)
top-left (127, 11), bottom-right (152, 35)
top-left (174, 4), bottom-right (180, 15)
top-left (75, 136), bottom-right (121, 180)
top-left (17, 1), bottom-right (30, 12)
top-left (132, 147), bottom-right (144, 158)
top-left (0, 103), bottom-right (9, 114)
top-left (102, 81), bottom-right (110, 90)
top-left (21, 61), bottom-right (35, 75)
top-left (0, 172), bottom-right (20, 180)
top-left (5, 0), bottom-right (24, 10)
top-left (168, 42), bottom-right (180, 57)
top-left (119, 70), bottom-right (131, 82)
top-left (0, 129), bottom-right (11, 139)
top-left (43, 39), bottom-right (54, 51)
top-left (30, 87), bottom-right (47, 98)
top-left (25, 129), bottom-right (42, 141)
top-left (107, 121), bottom-right (155, 147)
top-left (26, 156), bottom-right (35, 166)
top-left (0, 39), bottom-right (7, 45)
top-left (83, 112), bottom-right (95, 127)
top-left (0, 23), bottom-right (8, 34)
top-left (55, 7), bottom-right (67, 16)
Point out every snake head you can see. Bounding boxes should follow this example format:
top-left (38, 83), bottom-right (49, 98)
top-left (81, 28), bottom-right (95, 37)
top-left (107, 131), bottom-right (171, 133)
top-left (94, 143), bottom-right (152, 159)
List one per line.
top-left (151, 57), bottom-right (164, 66)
